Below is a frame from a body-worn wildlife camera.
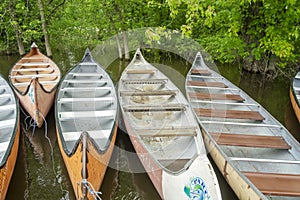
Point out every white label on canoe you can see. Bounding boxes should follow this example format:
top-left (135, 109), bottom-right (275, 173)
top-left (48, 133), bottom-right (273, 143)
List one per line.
top-left (184, 177), bottom-right (210, 200)
top-left (28, 86), bottom-right (35, 104)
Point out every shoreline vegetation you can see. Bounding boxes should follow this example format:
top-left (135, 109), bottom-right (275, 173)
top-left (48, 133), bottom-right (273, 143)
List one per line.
top-left (0, 0), bottom-right (299, 76)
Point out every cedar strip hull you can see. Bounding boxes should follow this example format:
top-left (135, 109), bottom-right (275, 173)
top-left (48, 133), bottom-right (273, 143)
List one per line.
top-left (56, 126), bottom-right (117, 200)
top-left (16, 78), bottom-right (55, 128)
top-left (0, 123), bottom-right (20, 200)
top-left (290, 88), bottom-right (300, 123)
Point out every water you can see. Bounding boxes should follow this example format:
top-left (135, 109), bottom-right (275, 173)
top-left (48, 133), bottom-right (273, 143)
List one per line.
top-left (1, 50), bottom-right (299, 200)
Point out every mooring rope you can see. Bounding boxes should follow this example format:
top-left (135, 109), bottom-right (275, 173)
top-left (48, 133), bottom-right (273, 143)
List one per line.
top-left (82, 179), bottom-right (102, 200)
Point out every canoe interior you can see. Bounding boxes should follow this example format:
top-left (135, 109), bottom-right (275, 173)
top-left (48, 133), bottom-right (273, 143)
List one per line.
top-left (56, 56), bottom-right (118, 155)
top-left (9, 45), bottom-right (60, 94)
top-left (186, 52), bottom-right (300, 199)
top-left (0, 76), bottom-right (18, 167)
top-left (119, 50), bottom-right (206, 173)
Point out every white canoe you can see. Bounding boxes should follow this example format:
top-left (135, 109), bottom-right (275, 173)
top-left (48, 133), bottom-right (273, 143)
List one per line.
top-left (118, 48), bottom-right (222, 200)
top-left (55, 48), bottom-right (118, 199)
top-left (0, 75), bottom-right (20, 200)
top-left (186, 52), bottom-right (300, 200)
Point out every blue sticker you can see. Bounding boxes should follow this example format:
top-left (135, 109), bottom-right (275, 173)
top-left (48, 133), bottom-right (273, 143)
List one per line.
top-left (184, 177), bottom-right (210, 200)
top-left (28, 86), bottom-right (35, 103)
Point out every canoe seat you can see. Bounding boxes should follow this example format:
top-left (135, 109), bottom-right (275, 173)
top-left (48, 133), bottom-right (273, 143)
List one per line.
top-left (13, 80), bottom-right (59, 87)
top-left (58, 97), bottom-right (114, 103)
top-left (191, 69), bottom-right (212, 76)
top-left (139, 131), bottom-right (196, 137)
top-left (293, 86), bottom-right (300, 91)
top-left (195, 108), bottom-right (265, 121)
top-left (63, 130), bottom-right (111, 142)
top-left (243, 172), bottom-right (300, 197)
top-left (10, 74), bottom-right (60, 79)
top-left (20, 62), bottom-right (50, 67)
top-left (64, 80), bottom-right (108, 84)
top-left (0, 104), bottom-right (16, 111)
top-left (79, 62), bottom-right (98, 66)
top-left (21, 58), bottom-right (48, 62)
top-left (0, 94), bottom-right (12, 99)
top-left (295, 74), bottom-right (300, 79)
top-left (188, 92), bottom-right (245, 102)
top-left (60, 87), bottom-right (112, 92)
top-left (0, 119), bottom-right (15, 129)
top-left (0, 141), bottom-right (10, 153)
top-left (126, 69), bottom-right (156, 74)
top-left (58, 110), bottom-right (115, 120)
top-left (120, 90), bottom-right (178, 96)
top-left (210, 133), bottom-right (291, 149)
top-left (187, 81), bottom-right (228, 88)
top-left (158, 159), bottom-right (190, 171)
top-left (123, 104), bottom-right (186, 112)
top-left (135, 126), bottom-right (197, 132)
top-left (12, 68), bottom-right (54, 72)
top-left (122, 79), bottom-right (168, 85)
top-left (69, 73), bottom-right (103, 77)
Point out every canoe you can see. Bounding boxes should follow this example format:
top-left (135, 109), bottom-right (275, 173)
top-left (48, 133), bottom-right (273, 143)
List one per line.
top-left (118, 49), bottom-right (222, 200)
top-left (55, 48), bottom-right (118, 199)
top-left (185, 52), bottom-right (300, 200)
top-left (9, 43), bottom-right (61, 128)
top-left (0, 75), bottom-right (20, 200)
top-left (290, 71), bottom-right (300, 123)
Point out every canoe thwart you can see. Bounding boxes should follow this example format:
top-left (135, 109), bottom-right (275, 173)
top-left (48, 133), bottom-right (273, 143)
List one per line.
top-left (195, 108), bottom-right (265, 121)
top-left (126, 69), bottom-right (156, 74)
top-left (188, 92), bottom-right (245, 102)
top-left (139, 132), bottom-right (196, 137)
top-left (123, 104), bottom-right (187, 112)
top-left (210, 133), bottom-right (291, 149)
top-left (191, 69), bottom-right (212, 76)
top-left (10, 73), bottom-right (60, 79)
top-left (120, 90), bottom-right (178, 96)
top-left (187, 81), bottom-right (228, 88)
top-left (12, 67), bottom-right (54, 72)
top-left (19, 62), bottom-right (50, 67)
top-left (243, 172), bottom-right (300, 197)
top-left (58, 110), bottom-right (115, 120)
top-left (122, 79), bottom-right (168, 85)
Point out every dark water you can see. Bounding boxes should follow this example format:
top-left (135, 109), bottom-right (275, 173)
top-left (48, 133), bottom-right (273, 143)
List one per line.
top-left (0, 50), bottom-right (299, 200)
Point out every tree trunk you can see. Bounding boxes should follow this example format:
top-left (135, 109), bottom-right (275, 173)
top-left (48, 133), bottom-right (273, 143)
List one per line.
top-left (123, 31), bottom-right (130, 60)
top-left (38, 0), bottom-right (52, 57)
top-left (116, 34), bottom-right (123, 59)
top-left (13, 24), bottom-right (25, 55)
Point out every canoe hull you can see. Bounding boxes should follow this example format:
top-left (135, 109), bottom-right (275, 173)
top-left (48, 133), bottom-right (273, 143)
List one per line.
top-left (123, 116), bottom-right (163, 197)
top-left (56, 125), bottom-right (117, 199)
top-left (16, 78), bottom-right (55, 128)
top-left (290, 88), bottom-right (300, 123)
top-left (202, 130), bottom-right (265, 200)
top-left (0, 123), bottom-right (20, 200)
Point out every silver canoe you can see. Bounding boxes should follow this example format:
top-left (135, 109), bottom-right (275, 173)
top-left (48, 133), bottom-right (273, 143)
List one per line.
top-left (290, 71), bottom-right (300, 123)
top-left (55, 48), bottom-right (118, 200)
top-left (0, 75), bottom-right (20, 200)
top-left (118, 48), bottom-right (222, 200)
top-left (186, 52), bottom-right (300, 200)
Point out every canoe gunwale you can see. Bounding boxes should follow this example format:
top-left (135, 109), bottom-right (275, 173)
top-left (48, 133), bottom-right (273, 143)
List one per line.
top-left (0, 75), bottom-right (19, 168)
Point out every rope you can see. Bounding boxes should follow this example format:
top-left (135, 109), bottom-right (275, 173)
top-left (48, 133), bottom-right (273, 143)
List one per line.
top-left (82, 179), bottom-right (102, 200)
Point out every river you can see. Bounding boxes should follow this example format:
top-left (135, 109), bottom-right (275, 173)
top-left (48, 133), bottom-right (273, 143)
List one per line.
top-left (0, 49), bottom-right (299, 200)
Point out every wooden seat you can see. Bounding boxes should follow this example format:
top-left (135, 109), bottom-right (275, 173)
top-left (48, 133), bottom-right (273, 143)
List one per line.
top-left (10, 74), bottom-right (60, 79)
top-left (12, 68), bottom-right (54, 72)
top-left (187, 81), bottom-right (227, 88)
top-left (140, 131), bottom-right (196, 137)
top-left (69, 73), bottom-right (103, 77)
top-left (126, 69), bottom-right (155, 74)
top-left (60, 87), bottom-right (112, 91)
top-left (243, 172), bottom-right (300, 197)
top-left (120, 90), bottom-right (177, 96)
top-left (13, 80), bottom-right (59, 86)
top-left (188, 92), bottom-right (244, 102)
top-left (63, 130), bottom-right (111, 142)
top-left (58, 110), bottom-right (115, 120)
top-left (124, 104), bottom-right (186, 112)
top-left (191, 69), bottom-right (212, 76)
top-left (195, 108), bottom-right (265, 121)
top-left (210, 133), bottom-right (291, 149)
top-left (20, 62), bottom-right (50, 67)
top-left (58, 97), bottom-right (114, 103)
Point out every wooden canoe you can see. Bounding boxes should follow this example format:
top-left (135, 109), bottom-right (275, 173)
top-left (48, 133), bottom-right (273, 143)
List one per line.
top-left (118, 49), bottom-right (222, 200)
top-left (9, 43), bottom-right (61, 128)
top-left (0, 75), bottom-right (20, 200)
top-left (290, 72), bottom-right (300, 123)
top-left (185, 52), bottom-right (300, 200)
top-left (55, 48), bottom-right (118, 199)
